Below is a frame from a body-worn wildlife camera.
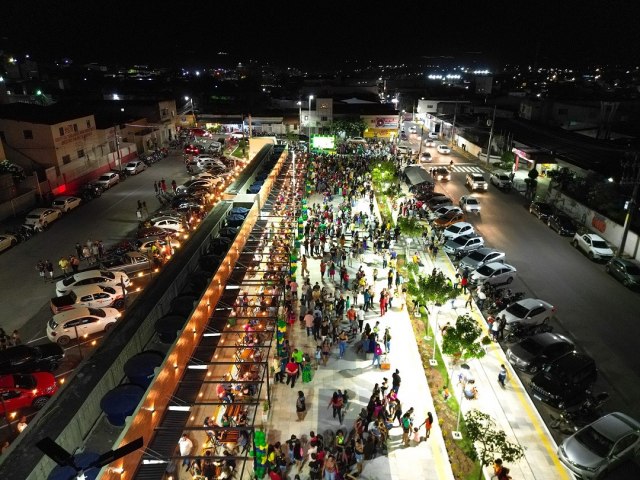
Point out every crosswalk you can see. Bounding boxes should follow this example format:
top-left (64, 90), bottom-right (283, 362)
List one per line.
top-left (451, 165), bottom-right (484, 173)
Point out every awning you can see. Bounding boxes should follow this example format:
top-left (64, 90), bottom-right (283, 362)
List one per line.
top-left (403, 166), bottom-right (434, 186)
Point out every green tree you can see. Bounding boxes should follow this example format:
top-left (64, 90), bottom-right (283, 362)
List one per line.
top-left (397, 216), bottom-right (425, 237)
top-left (441, 314), bottom-right (486, 362)
top-left (465, 409), bottom-right (525, 480)
top-left (406, 272), bottom-right (458, 309)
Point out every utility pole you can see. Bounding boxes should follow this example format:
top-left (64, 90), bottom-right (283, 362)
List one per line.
top-left (485, 105), bottom-right (497, 164)
top-left (618, 154), bottom-right (640, 257)
top-left (113, 125), bottom-right (122, 173)
top-left (450, 102), bottom-right (458, 147)
top-left (418, 125), bottom-right (424, 157)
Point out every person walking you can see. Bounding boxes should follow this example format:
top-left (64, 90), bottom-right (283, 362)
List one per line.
top-left (498, 314), bottom-right (507, 340)
top-left (498, 364), bottom-right (507, 388)
top-left (69, 255), bottom-right (80, 273)
top-left (153, 181), bottom-right (159, 196)
top-left (58, 257), bottom-right (70, 278)
top-left (160, 178), bottom-right (167, 193)
top-left (327, 391), bottom-right (344, 424)
top-left (476, 287), bottom-right (487, 310)
top-left (45, 260), bottom-right (54, 281)
top-left (392, 369), bottom-right (401, 393)
top-left (171, 179), bottom-right (177, 193)
top-left (338, 330), bottom-right (348, 359)
top-left (383, 327), bottom-right (392, 353)
top-left (75, 242), bottom-right (83, 259)
top-left (36, 260), bottom-right (46, 282)
top-left (371, 342), bottom-right (383, 368)
top-left (285, 357), bottom-right (299, 388)
top-left (387, 269), bottom-right (394, 289)
top-left (401, 408), bottom-right (415, 447)
top-left (465, 291), bottom-right (474, 310)
top-left (296, 391), bottom-right (307, 421)
top-left (136, 208), bottom-right (143, 221)
top-left (491, 318), bottom-right (500, 342)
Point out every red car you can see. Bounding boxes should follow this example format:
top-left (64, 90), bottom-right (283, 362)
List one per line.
top-left (0, 372), bottom-right (58, 413)
top-left (184, 144), bottom-right (201, 155)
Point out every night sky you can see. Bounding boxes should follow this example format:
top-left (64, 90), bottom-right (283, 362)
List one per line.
top-left (2, 0), bottom-right (639, 68)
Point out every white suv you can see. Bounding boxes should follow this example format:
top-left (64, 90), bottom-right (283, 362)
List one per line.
top-left (47, 307), bottom-right (121, 345)
top-left (466, 173), bottom-right (488, 191)
top-left (56, 270), bottom-right (131, 297)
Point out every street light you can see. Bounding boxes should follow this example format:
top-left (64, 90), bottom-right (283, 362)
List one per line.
top-left (308, 95), bottom-right (314, 140)
top-left (185, 96), bottom-right (197, 126)
top-left (297, 101), bottom-right (302, 135)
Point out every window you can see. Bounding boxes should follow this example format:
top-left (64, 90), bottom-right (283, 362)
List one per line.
top-left (86, 120), bottom-right (91, 128)
top-left (73, 124), bottom-right (78, 132)
top-left (427, 104), bottom-right (434, 108)
top-left (59, 127), bottom-right (65, 136)
top-left (77, 149), bottom-right (85, 158)
top-left (23, 130), bottom-right (33, 140)
top-left (62, 155), bottom-right (71, 165)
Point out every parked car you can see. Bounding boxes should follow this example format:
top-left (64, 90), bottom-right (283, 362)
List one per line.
top-left (443, 234), bottom-right (485, 258)
top-left (458, 248), bottom-right (506, 273)
top-left (0, 372), bottom-right (58, 413)
top-left (51, 196), bottom-right (82, 213)
top-left (433, 210), bottom-right (465, 229)
top-left (135, 235), bottom-right (181, 254)
top-left (506, 332), bottom-right (575, 374)
top-left (432, 167), bottom-right (451, 181)
top-left (428, 131), bottom-right (439, 139)
top-left (500, 298), bottom-right (556, 332)
top-left (0, 344), bottom-right (65, 375)
top-left (572, 233), bottom-right (614, 261)
top-left (150, 217), bottom-right (185, 233)
top-left (428, 205), bottom-right (462, 221)
top-left (470, 262), bottom-right (517, 286)
top-left (605, 257), bottom-right (640, 288)
top-left (47, 307), bottom-right (122, 345)
top-left (50, 284), bottom-right (126, 313)
top-left (55, 270), bottom-right (131, 297)
top-left (547, 213), bottom-right (577, 236)
top-left (124, 160), bottom-right (147, 175)
top-left (558, 412), bottom-right (640, 480)
top-left (437, 144), bottom-right (451, 154)
top-left (176, 179), bottom-right (215, 195)
top-left (0, 234), bottom-right (18, 254)
top-left (94, 172), bottom-right (120, 189)
top-left (427, 195), bottom-right (452, 211)
top-left (80, 182), bottom-right (103, 200)
top-left (24, 208), bottom-right (62, 229)
top-left (490, 171), bottom-right (513, 189)
top-left (459, 195), bottom-right (481, 213)
top-left (397, 145), bottom-right (414, 156)
top-left (100, 251), bottom-right (153, 275)
top-left (529, 351), bottom-right (598, 409)
top-left (184, 144), bottom-right (201, 155)
top-left (465, 173), bottom-right (488, 191)
top-left (423, 138), bottom-right (436, 147)
top-left (529, 201), bottom-right (554, 221)
top-left (443, 222), bottom-right (475, 240)
top-left (137, 226), bottom-right (175, 240)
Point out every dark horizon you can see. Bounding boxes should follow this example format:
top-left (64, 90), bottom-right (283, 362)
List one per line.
top-left (2, 1), bottom-right (639, 70)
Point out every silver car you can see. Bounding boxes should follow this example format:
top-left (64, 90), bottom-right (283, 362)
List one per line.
top-left (458, 248), bottom-right (505, 273)
top-left (558, 412), bottom-right (640, 479)
top-left (124, 160), bottom-right (147, 175)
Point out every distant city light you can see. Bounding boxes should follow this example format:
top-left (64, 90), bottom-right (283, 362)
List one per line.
top-left (112, 93), bottom-right (120, 100)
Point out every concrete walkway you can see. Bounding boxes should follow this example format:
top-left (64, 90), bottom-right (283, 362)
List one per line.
top-left (263, 191), bottom-right (455, 480)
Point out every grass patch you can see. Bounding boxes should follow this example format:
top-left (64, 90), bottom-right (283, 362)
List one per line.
top-left (231, 146), bottom-right (246, 158)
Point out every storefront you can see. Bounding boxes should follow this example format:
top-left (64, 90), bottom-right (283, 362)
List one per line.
top-left (361, 115), bottom-right (399, 139)
top-left (512, 147), bottom-right (557, 176)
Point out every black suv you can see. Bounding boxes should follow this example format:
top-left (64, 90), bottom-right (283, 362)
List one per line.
top-left (529, 351), bottom-right (597, 409)
top-left (0, 344), bottom-right (65, 375)
top-left (507, 332), bottom-right (574, 374)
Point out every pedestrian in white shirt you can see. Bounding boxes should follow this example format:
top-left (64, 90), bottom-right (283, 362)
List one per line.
top-left (178, 433), bottom-right (193, 469)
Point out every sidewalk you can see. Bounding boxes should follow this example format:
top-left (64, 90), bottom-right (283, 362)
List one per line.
top-left (264, 191), bottom-right (455, 480)
top-left (407, 228), bottom-right (572, 479)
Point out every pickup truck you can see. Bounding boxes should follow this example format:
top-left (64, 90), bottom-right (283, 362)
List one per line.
top-left (572, 233), bottom-right (614, 261)
top-left (100, 251), bottom-right (152, 275)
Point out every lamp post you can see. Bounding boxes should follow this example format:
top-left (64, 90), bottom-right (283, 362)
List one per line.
top-left (185, 96), bottom-right (197, 126)
top-left (297, 101), bottom-right (302, 136)
top-left (308, 95), bottom-right (314, 140)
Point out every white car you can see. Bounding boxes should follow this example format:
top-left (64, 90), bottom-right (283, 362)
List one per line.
top-left (423, 138), bottom-right (436, 147)
top-left (176, 179), bottom-right (216, 195)
top-left (459, 195), bottom-right (481, 213)
top-left (442, 222), bottom-right (474, 240)
top-left (230, 131), bottom-right (244, 139)
top-left (56, 270), bottom-right (131, 297)
top-left (94, 172), bottom-right (120, 189)
top-left (408, 126), bottom-right (417, 134)
top-left (195, 172), bottom-right (224, 182)
top-left (151, 217), bottom-right (184, 233)
top-left (490, 171), bottom-right (513, 189)
top-left (428, 131), bottom-right (439, 139)
top-left (428, 205), bottom-right (463, 221)
top-left (572, 233), bottom-right (614, 261)
top-left (499, 298), bottom-right (556, 330)
top-left (135, 235), bottom-right (181, 254)
top-left (51, 196), bottom-right (82, 213)
top-left (47, 307), bottom-right (122, 345)
top-left (50, 284), bottom-right (126, 314)
top-left (420, 152), bottom-right (432, 163)
top-left (397, 145), bottom-right (414, 156)
top-left (0, 234), bottom-right (18, 253)
top-left (124, 160), bottom-right (147, 175)
top-left (24, 208), bottom-right (62, 229)
top-left (437, 144), bottom-right (451, 154)
top-left (470, 262), bottom-right (517, 286)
